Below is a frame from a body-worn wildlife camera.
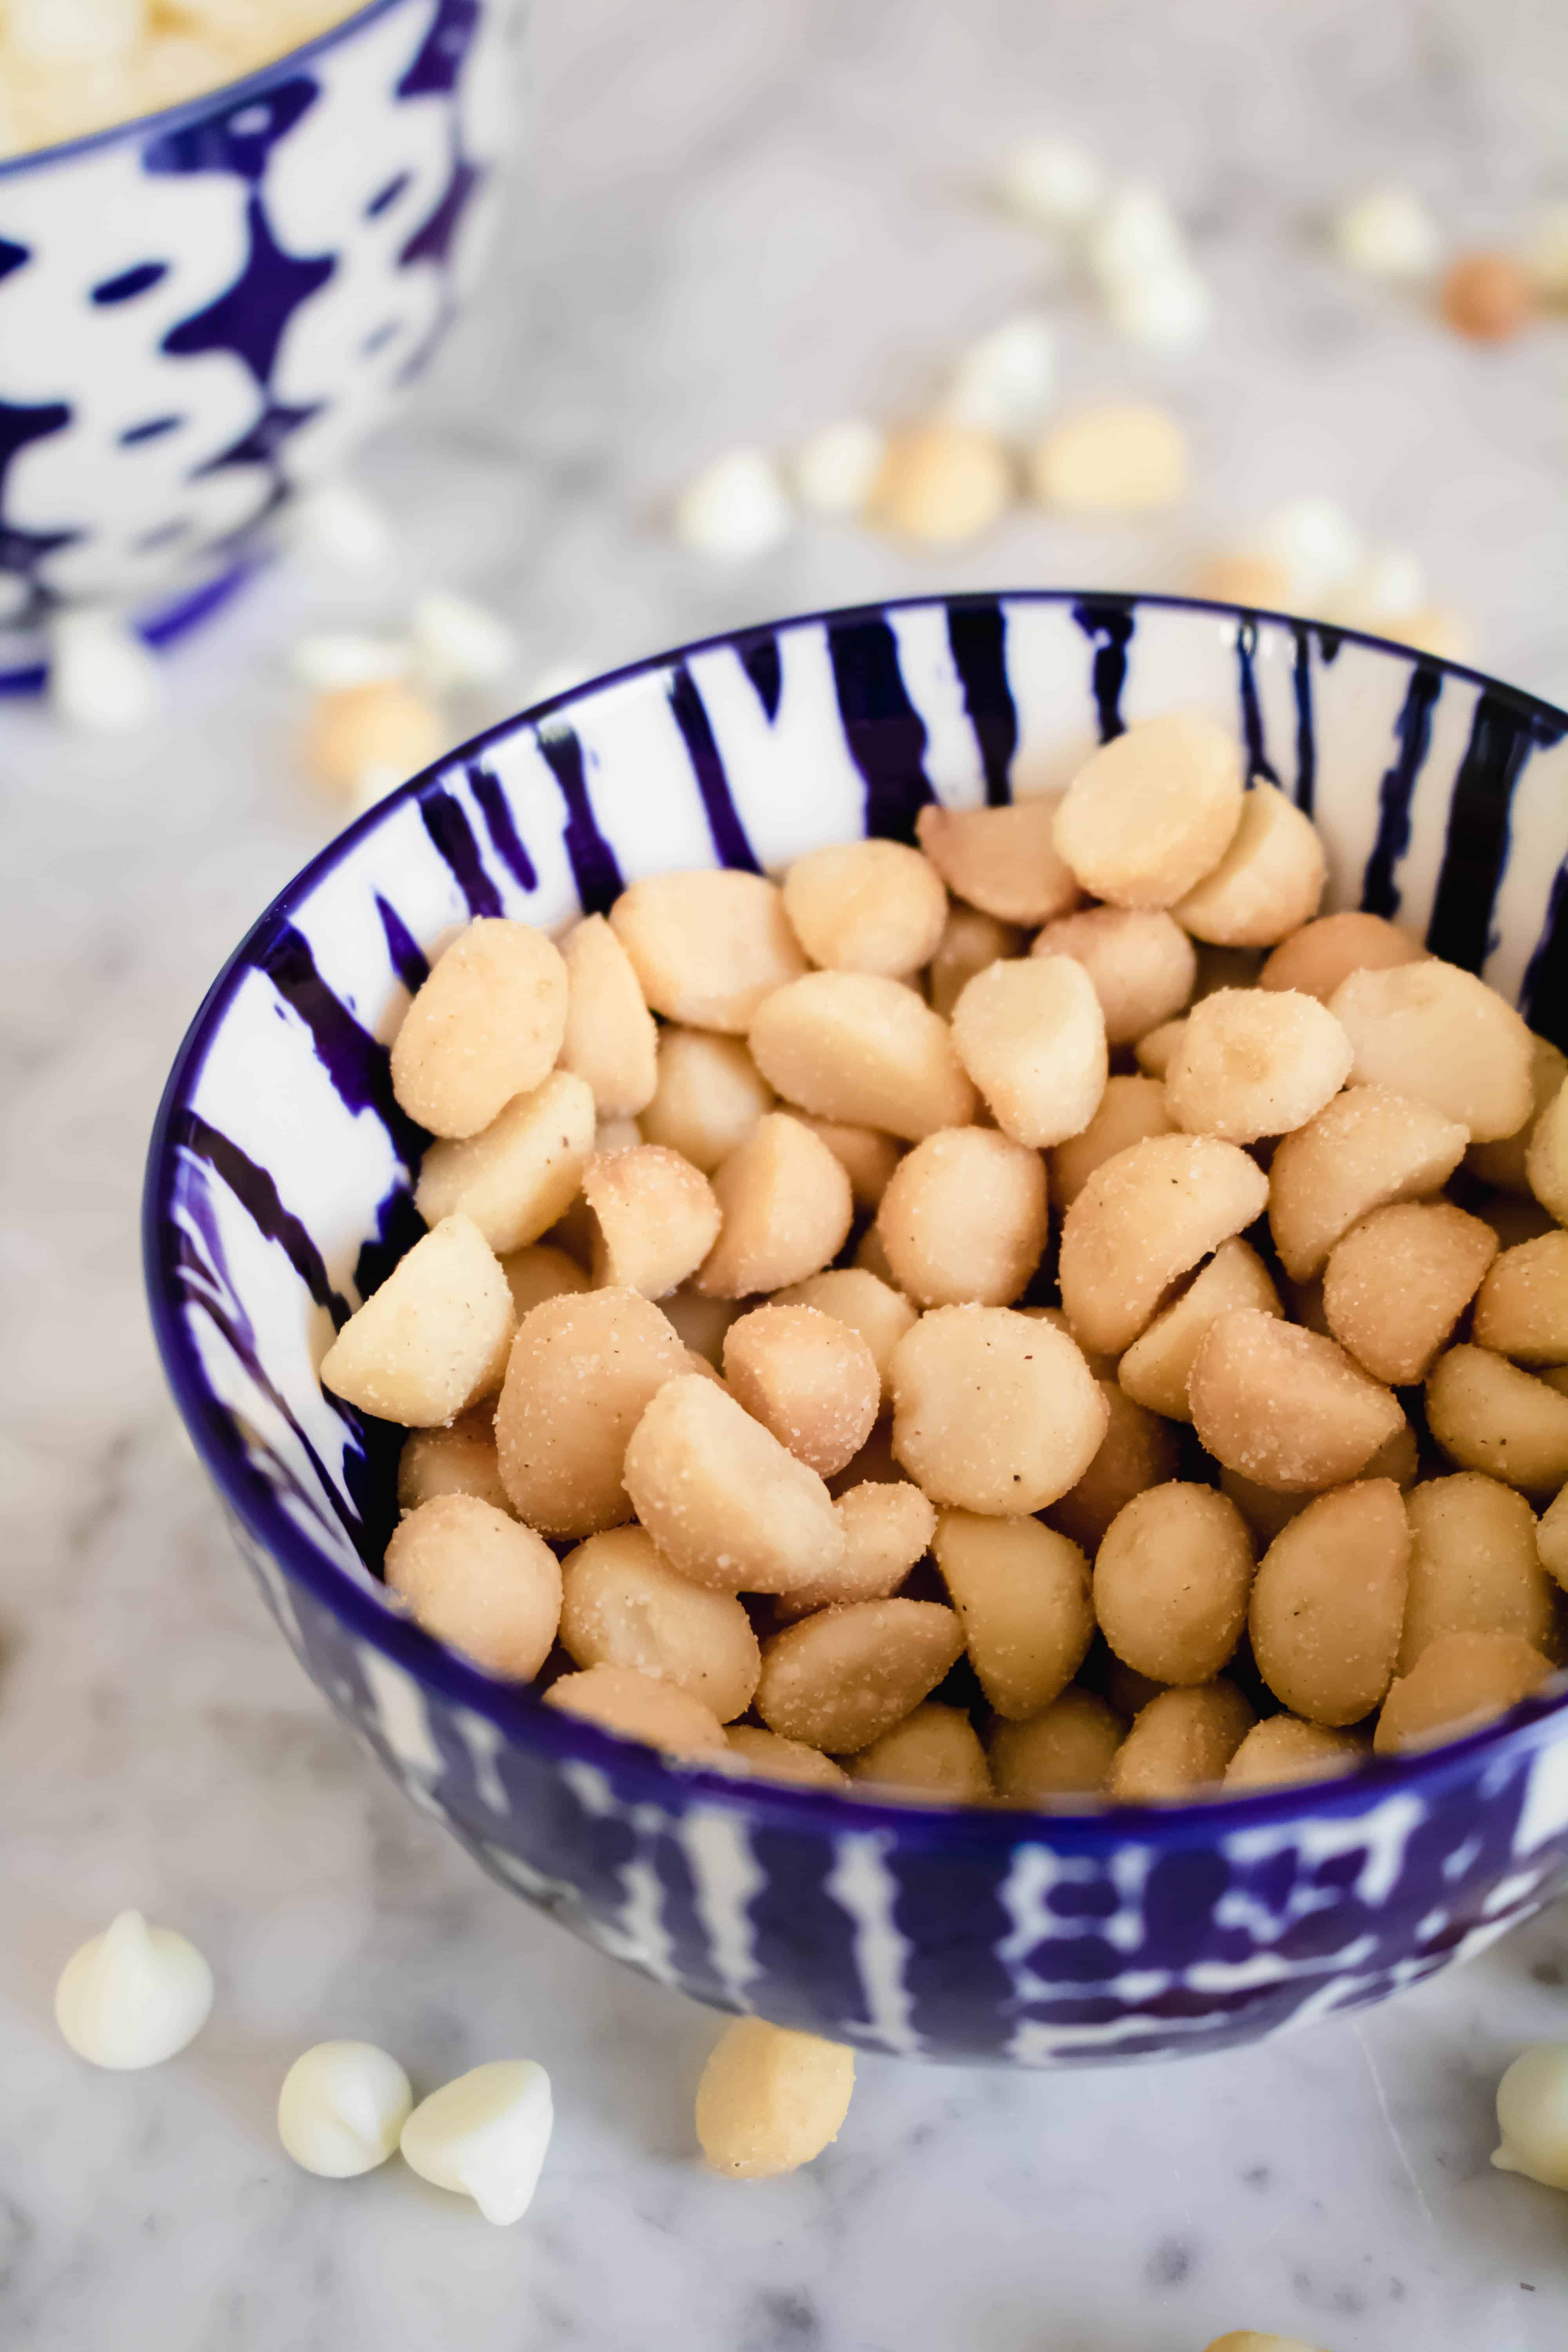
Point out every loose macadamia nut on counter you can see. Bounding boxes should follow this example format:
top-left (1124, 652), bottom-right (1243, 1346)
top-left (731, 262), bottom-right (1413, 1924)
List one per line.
top-left (1329, 958), bottom-right (1535, 1142)
top-left (624, 1374), bottom-right (844, 1594)
top-left (500, 1241), bottom-right (590, 1319)
top-left (695, 2018), bottom-right (855, 2180)
top-left (1259, 908), bottom-right (1426, 1001)
top-left (1375, 1631), bottom-right (1553, 1755)
top-left (1051, 1074), bottom-right (1177, 1210)
top-left (1248, 1481), bottom-right (1410, 1724)
top-left (1171, 782), bottom-right (1327, 947)
top-left (1322, 1200), bottom-right (1498, 1385)
top-left (559, 1526), bottom-right (761, 1720)
top-left (1468, 1036), bottom-right (1567, 1196)
top-left (915, 799), bottom-right (1080, 926)
top-left (495, 1288), bottom-right (687, 1535)
top-left (1267, 1085), bottom-right (1469, 1279)
top-left (697, 1114), bottom-right (854, 1296)
top-left (544, 1663), bottom-right (729, 1761)
top-left (322, 1215), bottom-right (515, 1427)
top-left (989, 1688), bottom-right (1126, 1802)
top-left (397, 1405), bottom-right (514, 1517)
top-left (721, 1726), bottom-right (851, 1788)
top-left (722, 1305), bottom-right (880, 1477)
top-left (1058, 1134), bottom-right (1269, 1356)
top-left (640, 1029), bottom-right (774, 1170)
top-left (1165, 987), bottom-right (1352, 1144)
top-left (773, 1269), bottom-right (918, 1403)
top-left (416, 1071), bottom-right (597, 1254)
top-left (755, 1597), bottom-right (965, 1751)
top-left (1108, 1682), bottom-right (1257, 1801)
top-left (928, 905), bottom-right (1027, 1018)
top-left (933, 1512), bottom-right (1095, 1719)
top-left (1426, 1345), bottom-right (1568, 1499)
top-left (1223, 1717), bottom-right (1367, 1791)
top-left (390, 919), bottom-right (569, 1140)
top-left (1052, 712), bottom-right (1245, 910)
top-left (1029, 402), bottom-right (1190, 514)
top-left (1031, 906), bottom-right (1196, 1045)
top-left (1093, 1484), bottom-right (1255, 1687)
top-left (951, 955), bottom-right (1107, 1148)
top-left (782, 838), bottom-right (949, 976)
top-left (1190, 1309), bottom-right (1404, 1493)
top-left (581, 1144), bottom-right (720, 1296)
top-left (890, 1307), bottom-right (1109, 1514)
top-left (849, 1702), bottom-right (992, 1801)
top-left (875, 1127), bottom-right (1047, 1307)
top-left (1400, 1474), bottom-right (1560, 1674)
top-left (557, 914), bottom-right (659, 1119)
top-left (792, 1119), bottom-right (902, 1211)
top-left (873, 421), bottom-right (1013, 544)
top-left (385, 1496), bottom-right (563, 1681)
top-left (608, 870), bottom-right (806, 1031)
top-left (1528, 1074), bottom-right (1568, 1226)
top-left (1119, 1239), bottom-right (1282, 1421)
top-left (1045, 1381), bottom-right (1181, 1553)
top-left (776, 1479), bottom-right (937, 1621)
top-left (750, 971), bottom-right (977, 1142)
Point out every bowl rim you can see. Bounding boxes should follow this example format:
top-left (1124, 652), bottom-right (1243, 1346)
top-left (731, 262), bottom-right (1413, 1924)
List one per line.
top-left (143, 585), bottom-right (1568, 1850)
top-left (0, 0), bottom-right (408, 185)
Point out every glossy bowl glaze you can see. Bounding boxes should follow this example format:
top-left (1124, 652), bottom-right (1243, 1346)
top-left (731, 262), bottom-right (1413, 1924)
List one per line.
top-left (145, 590), bottom-right (1568, 2067)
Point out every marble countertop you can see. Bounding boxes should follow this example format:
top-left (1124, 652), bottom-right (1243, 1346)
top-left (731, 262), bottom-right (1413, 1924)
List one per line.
top-left (4, 2), bottom-right (1568, 2346)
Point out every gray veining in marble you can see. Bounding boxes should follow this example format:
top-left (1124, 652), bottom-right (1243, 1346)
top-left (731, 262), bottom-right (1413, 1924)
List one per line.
top-left (3, 3), bottom-right (1568, 2347)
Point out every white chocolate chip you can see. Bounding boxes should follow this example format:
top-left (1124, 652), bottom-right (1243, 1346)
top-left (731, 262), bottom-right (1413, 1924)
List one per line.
top-left (673, 448), bottom-right (793, 562)
top-left (1085, 182), bottom-right (1188, 287)
top-left (1331, 183), bottom-right (1442, 281)
top-left (5, 0), bottom-right (143, 65)
top-left (1493, 2042), bottom-right (1568, 2190)
top-left (410, 590), bottom-right (519, 694)
top-left (995, 135), bottom-right (1105, 231)
top-left (399, 2060), bottom-right (554, 2225)
top-left (942, 313), bottom-right (1056, 436)
top-left (286, 480), bottom-right (399, 576)
top-left (277, 2041), bottom-right (414, 2178)
top-left (288, 633), bottom-right (411, 692)
top-left (1328, 545), bottom-right (1426, 627)
top-left (54, 1909), bottom-right (213, 2071)
top-left (1103, 263), bottom-right (1214, 350)
top-left (49, 608), bottom-right (165, 734)
top-left (1256, 496), bottom-right (1363, 604)
top-left (790, 420), bottom-right (887, 521)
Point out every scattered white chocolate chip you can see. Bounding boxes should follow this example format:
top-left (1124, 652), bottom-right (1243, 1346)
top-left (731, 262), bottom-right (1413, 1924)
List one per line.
top-left (1329, 545), bottom-right (1426, 626)
top-left (942, 313), bottom-right (1056, 436)
top-left (673, 448), bottom-right (793, 562)
top-left (54, 1909), bottom-right (213, 2071)
top-left (277, 2041), bottom-right (414, 2179)
top-left (1331, 182), bottom-right (1443, 281)
top-left (409, 589), bottom-right (519, 694)
top-left (1493, 2042), bottom-right (1568, 2191)
top-left (1085, 181), bottom-right (1188, 287)
top-left (1103, 262), bottom-right (1214, 350)
top-left (48, 607), bottom-right (165, 734)
top-left (995, 135), bottom-right (1105, 232)
top-left (790, 420), bottom-right (887, 521)
top-left (1256, 495), bottom-right (1363, 605)
top-left (522, 657), bottom-right (594, 704)
top-left (287, 479), bottom-right (399, 577)
top-left (399, 2060), bottom-right (554, 2225)
top-left (288, 632), bottom-right (412, 692)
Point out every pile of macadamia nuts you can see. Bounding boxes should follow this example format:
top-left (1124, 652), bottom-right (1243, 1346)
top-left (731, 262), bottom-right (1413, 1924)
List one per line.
top-left (320, 707), bottom-right (1568, 1808)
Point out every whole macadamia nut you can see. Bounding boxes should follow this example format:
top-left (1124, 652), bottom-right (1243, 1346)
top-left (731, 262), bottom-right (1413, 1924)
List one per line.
top-left (499, 1241), bottom-right (590, 1320)
top-left (1329, 958), bottom-right (1535, 1143)
top-left (1052, 712), bottom-right (1245, 910)
top-left (933, 1511), bottom-right (1096, 1719)
top-left (890, 1306), bottom-right (1109, 1514)
top-left (695, 2018), bottom-right (855, 2180)
top-left (608, 870), bottom-right (806, 1032)
top-left (322, 1215), bottom-right (515, 1428)
top-left (1051, 1074), bottom-right (1177, 1210)
top-left (385, 1495), bottom-right (562, 1681)
top-left (915, 798), bottom-right (1081, 926)
top-left (559, 1526), bottom-right (760, 1720)
top-left (928, 904), bottom-right (1027, 1018)
top-left (1259, 909), bottom-right (1426, 1001)
top-left (390, 918), bottom-right (569, 1140)
top-left (1058, 1133), bottom-right (1269, 1356)
top-left (1248, 1480), bottom-right (1409, 1724)
top-left (1528, 1073), bottom-right (1568, 1226)
top-left (1108, 1682), bottom-right (1256, 1801)
top-left (640, 1029), bottom-right (774, 1171)
top-left (623, 1374), bottom-right (845, 1594)
top-left (1134, 1016), bottom-right (1187, 1078)
top-left (782, 838), bottom-right (948, 977)
top-left (755, 1597), bottom-right (965, 1751)
top-left (1118, 1238), bottom-right (1282, 1422)
top-left (773, 1269), bottom-right (918, 1405)
top-left (1031, 906), bottom-right (1196, 1046)
top-left (1267, 1085), bottom-right (1468, 1279)
top-left (415, 1071), bottom-right (597, 1255)
top-left (1171, 782), bottom-right (1327, 947)
top-left (989, 1688), bottom-right (1125, 1802)
top-left (1044, 1380), bottom-right (1182, 1553)
top-left (544, 1663), bottom-right (728, 1761)
top-left (750, 971), bottom-right (977, 1142)
top-left (495, 1288), bottom-right (687, 1535)
top-left (720, 1726), bottom-right (851, 1789)
top-left (875, 1126), bottom-right (1047, 1307)
top-left (775, 1479), bottom-right (937, 1621)
top-left (1189, 1308), bottom-right (1404, 1493)
top-left (1322, 1200), bottom-right (1497, 1385)
top-left (951, 955), bottom-right (1108, 1148)
top-left (1165, 988), bottom-right (1353, 1144)
top-left (849, 1702), bottom-right (992, 1802)
top-left (582, 1144), bottom-right (721, 1297)
top-left (1425, 1345), bottom-right (1568, 1500)
top-left (397, 1405), bottom-right (513, 1517)
top-left (722, 1304), bottom-right (880, 1477)
top-left (557, 913), bottom-right (659, 1119)
top-left (1470, 1036), bottom-right (1568, 1196)
top-left (1399, 1474), bottom-right (1560, 1675)
top-left (1093, 1484), bottom-right (1255, 1687)
top-left (1223, 1718), bottom-right (1367, 1791)
top-left (1474, 1232), bottom-right (1568, 1364)
top-left (1375, 1630), bottom-right (1553, 1755)
top-left (792, 1118), bottom-right (902, 1211)
top-left (696, 1114), bottom-right (854, 1297)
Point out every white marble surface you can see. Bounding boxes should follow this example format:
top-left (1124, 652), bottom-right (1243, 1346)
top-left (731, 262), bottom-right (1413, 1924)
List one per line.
top-left (4, 3), bottom-right (1568, 2347)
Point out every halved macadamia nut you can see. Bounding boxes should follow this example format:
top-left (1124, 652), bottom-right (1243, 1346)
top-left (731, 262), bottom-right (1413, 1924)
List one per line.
top-left (782, 838), bottom-right (949, 977)
top-left (608, 870), bottom-right (806, 1032)
top-left (1134, 1017), bottom-right (1187, 1078)
top-left (792, 1118), bottom-right (902, 1210)
top-left (1399, 1474), bottom-right (1559, 1675)
top-left (1322, 1201), bottom-right (1498, 1386)
top-left (696, 1114), bottom-right (854, 1297)
top-left (582, 1144), bottom-right (721, 1297)
top-left (1529, 1071), bottom-right (1568, 1227)
top-left (1267, 1085), bottom-right (1469, 1279)
top-left (559, 1525), bottom-right (760, 1720)
top-left (1171, 781), bottom-right (1326, 947)
top-left (989, 1688), bottom-right (1125, 1803)
top-left (1248, 1480), bottom-right (1409, 1724)
top-left (1329, 958), bottom-right (1535, 1143)
top-left (322, 1214), bottom-right (515, 1427)
top-left (623, 1374), bottom-right (845, 1594)
top-left (1536, 1486), bottom-right (1568, 1593)
top-left (1259, 909), bottom-right (1425, 1003)
top-left (1118, 1238), bottom-right (1282, 1422)
top-left (397, 1405), bottom-right (513, 1517)
top-left (1051, 1075), bottom-right (1177, 1210)
top-left (951, 955), bottom-right (1107, 1148)
top-left (1093, 1484), bottom-right (1255, 1688)
top-left (1043, 1382), bottom-right (1181, 1553)
top-left (1473, 1232), bottom-right (1568, 1364)
top-left (1188, 1308), bottom-right (1404, 1493)
top-left (1053, 712), bottom-right (1246, 910)
top-left (385, 1495), bottom-right (563, 1681)
top-left (915, 798), bottom-right (1081, 926)
top-left (875, 1126), bottom-right (1047, 1307)
top-left (933, 1511), bottom-right (1095, 1719)
top-left (889, 1306), bottom-right (1109, 1514)
top-left (1374, 1630), bottom-right (1553, 1755)
top-left (928, 904), bottom-right (1027, 1019)
top-left (391, 918), bottom-right (569, 1140)
top-left (1425, 1345), bottom-right (1568, 1500)
top-left (720, 1726), bottom-right (851, 1788)
top-left (722, 1305), bottom-right (880, 1477)
top-left (1468, 1035), bottom-right (1568, 1196)
top-left (415, 1070), bottom-right (597, 1255)
top-left (1223, 1718), bottom-right (1367, 1791)
top-left (849, 1702), bottom-right (992, 1802)
top-left (1031, 906), bottom-right (1196, 1047)
top-left (1108, 1681), bottom-right (1256, 1801)
top-left (749, 972), bottom-right (977, 1141)
top-left (754, 1597), bottom-right (965, 1752)
top-left (499, 1241), bottom-right (590, 1320)
top-left (640, 1028), bottom-right (775, 1171)
top-left (1058, 1134), bottom-right (1269, 1357)
top-left (1165, 989), bottom-right (1353, 1145)
top-left (495, 1287), bottom-right (687, 1535)
top-left (543, 1662), bottom-right (729, 1761)
top-left (558, 913), bottom-right (659, 1119)
top-left (773, 1269), bottom-right (918, 1405)
top-left (775, 1479), bottom-right (937, 1621)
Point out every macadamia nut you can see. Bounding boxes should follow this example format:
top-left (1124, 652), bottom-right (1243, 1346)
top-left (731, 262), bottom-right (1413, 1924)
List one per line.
top-left (397, 1405), bottom-right (513, 1517)
top-left (1323, 1200), bottom-right (1497, 1385)
top-left (696, 1113), bottom-right (854, 1297)
top-left (1029, 403), bottom-right (1189, 514)
top-left (557, 914), bottom-right (659, 1118)
top-left (1032, 905), bottom-right (1197, 1045)
top-left (640, 1029), bottom-right (774, 1170)
top-left (749, 972), bottom-right (977, 1141)
top-left (415, 1071), bottom-right (597, 1254)
top-left (609, 871), bottom-right (806, 1031)
top-left (499, 1241), bottom-right (590, 1319)
top-left (695, 2018), bottom-right (855, 2180)
top-left (1223, 1717), bottom-right (1367, 1791)
top-left (495, 1288), bottom-right (687, 1535)
top-left (782, 839), bottom-right (948, 976)
top-left (890, 1306), bottom-right (1109, 1514)
top-left (1043, 1381), bottom-right (1181, 1552)
top-left (1093, 1484), bottom-right (1255, 1687)
top-left (1400, 1474), bottom-right (1559, 1675)
top-left (1259, 909), bottom-right (1425, 1003)
top-left (559, 1526), bottom-right (760, 1719)
top-left (1248, 1480), bottom-right (1409, 1724)
top-left (624, 1374), bottom-right (845, 1594)
top-left (1474, 1232), bottom-right (1568, 1364)
top-left (1528, 1073), bottom-right (1568, 1226)
top-left (775, 1481), bottom-right (936, 1621)
top-left (915, 799), bottom-right (1080, 926)
top-left (1190, 1309), bottom-right (1404, 1493)
top-left (391, 919), bottom-right (568, 1140)
top-left (322, 1215), bottom-right (514, 1428)
top-left (755, 1596), bottom-right (965, 1751)
top-left (1375, 1630), bottom-right (1553, 1755)
top-left (875, 1126), bottom-right (1047, 1307)
top-left (722, 1305), bottom-right (880, 1476)
top-left (1171, 781), bottom-right (1326, 947)
top-left (1268, 1085), bottom-right (1468, 1279)
top-left (951, 955), bottom-right (1107, 1148)
top-left (1051, 1074), bottom-right (1177, 1210)
top-left (1330, 958), bottom-right (1535, 1143)
top-left (933, 1511), bottom-right (1095, 1719)
top-left (849, 1702), bottom-right (992, 1801)
top-left (792, 1119), bottom-right (902, 1210)
top-left (1118, 1238), bottom-right (1282, 1421)
top-left (989, 1688), bottom-right (1125, 1802)
top-left (773, 1269), bottom-right (918, 1404)
top-left (1425, 1345), bottom-right (1568, 1500)
top-left (544, 1663), bottom-right (728, 1760)
top-left (721, 1726), bottom-right (851, 1789)
top-left (385, 1496), bottom-right (562, 1681)
top-left (1058, 1134), bottom-right (1269, 1356)
top-left (1134, 1016), bottom-right (1187, 1078)
top-left (1165, 988), bottom-right (1352, 1144)
top-left (1053, 713), bottom-right (1245, 910)
top-left (582, 1144), bottom-right (721, 1296)
top-left (928, 904), bottom-right (1027, 1018)
top-left (1108, 1682), bottom-right (1256, 1801)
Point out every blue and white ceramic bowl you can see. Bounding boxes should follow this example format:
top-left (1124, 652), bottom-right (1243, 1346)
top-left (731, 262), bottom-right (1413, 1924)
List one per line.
top-left (0, 0), bottom-right (523, 681)
top-left (145, 590), bottom-right (1568, 2069)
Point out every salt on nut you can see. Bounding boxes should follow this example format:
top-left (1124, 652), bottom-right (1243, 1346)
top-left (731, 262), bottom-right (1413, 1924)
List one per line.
top-left (781, 839), bottom-right (949, 977)
top-left (1134, 1017), bottom-right (1187, 1078)
top-left (1093, 1484), bottom-right (1255, 1688)
top-left (928, 904), bottom-right (1028, 1018)
top-left (1118, 1238), bottom-right (1282, 1422)
top-left (321, 1214), bottom-right (514, 1427)
top-left (773, 1269), bottom-right (918, 1405)
top-left (872, 421), bottom-right (1014, 544)
top-left (1058, 1133), bottom-right (1269, 1357)
top-left (775, 1479), bottom-right (937, 1621)
top-left (1267, 1084), bottom-right (1469, 1279)
top-left (385, 1495), bottom-right (563, 1681)
top-left (933, 1511), bottom-right (1095, 1720)
top-left (397, 1405), bottom-right (514, 1517)
top-left (640, 1028), bottom-right (775, 1171)
top-left (543, 1662), bottom-right (729, 1761)
top-left (951, 955), bottom-right (1107, 1148)
top-left (623, 1374), bottom-right (845, 1594)
top-left (875, 1126), bottom-right (1047, 1307)
top-left (1028, 402), bottom-right (1189, 514)
top-left (390, 918), bottom-right (569, 1140)
top-left (1260, 909), bottom-right (1426, 1002)
top-left (1469, 1036), bottom-right (1568, 1196)
top-left (791, 1118), bottom-right (902, 1211)
top-left (849, 1702), bottom-right (992, 1802)
top-left (1042, 1381), bottom-right (1181, 1553)
top-left (1052, 712), bottom-right (1245, 909)
top-left (1399, 1474), bottom-right (1561, 1676)
top-left (1165, 988), bottom-right (1353, 1144)
top-left (695, 1113), bottom-right (854, 1297)
top-left (415, 1071), bottom-right (597, 1255)
top-left (1031, 906), bottom-right (1196, 1045)
top-left (1374, 1630), bottom-right (1553, 1755)
top-left (1248, 1480), bottom-right (1410, 1724)
top-left (557, 914), bottom-right (659, 1119)
top-left (1322, 1200), bottom-right (1497, 1386)
top-left (1328, 958), bottom-right (1535, 1143)
top-left (495, 1287), bottom-right (687, 1535)
top-left (1107, 1682), bottom-right (1257, 1801)
top-left (1528, 1074), bottom-right (1568, 1225)
top-left (989, 1688), bottom-right (1125, 1803)
top-left (1222, 1717), bottom-right (1368, 1792)
top-left (1169, 782), bottom-right (1325, 948)
top-left (915, 800), bottom-right (1081, 927)
top-left (1190, 1308), bottom-right (1405, 1493)
top-left (499, 1241), bottom-right (590, 1320)
top-left (609, 871), bottom-right (806, 1033)
top-left (754, 1596), bottom-right (965, 1751)
top-left (1051, 1074), bottom-right (1177, 1210)
top-left (1473, 1232), bottom-right (1568, 1363)
top-left (581, 1144), bottom-right (721, 1297)
top-left (1425, 1345), bottom-right (1568, 1501)
top-left (1542, 1486), bottom-right (1568, 1595)
top-left (695, 2018), bottom-right (855, 2180)
top-left (889, 1306), bottom-right (1109, 1514)
top-left (721, 1305), bottom-right (880, 1477)
top-left (720, 1726), bottom-right (851, 1789)
top-left (559, 1526), bottom-right (760, 1719)
top-left (749, 972), bottom-right (977, 1141)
